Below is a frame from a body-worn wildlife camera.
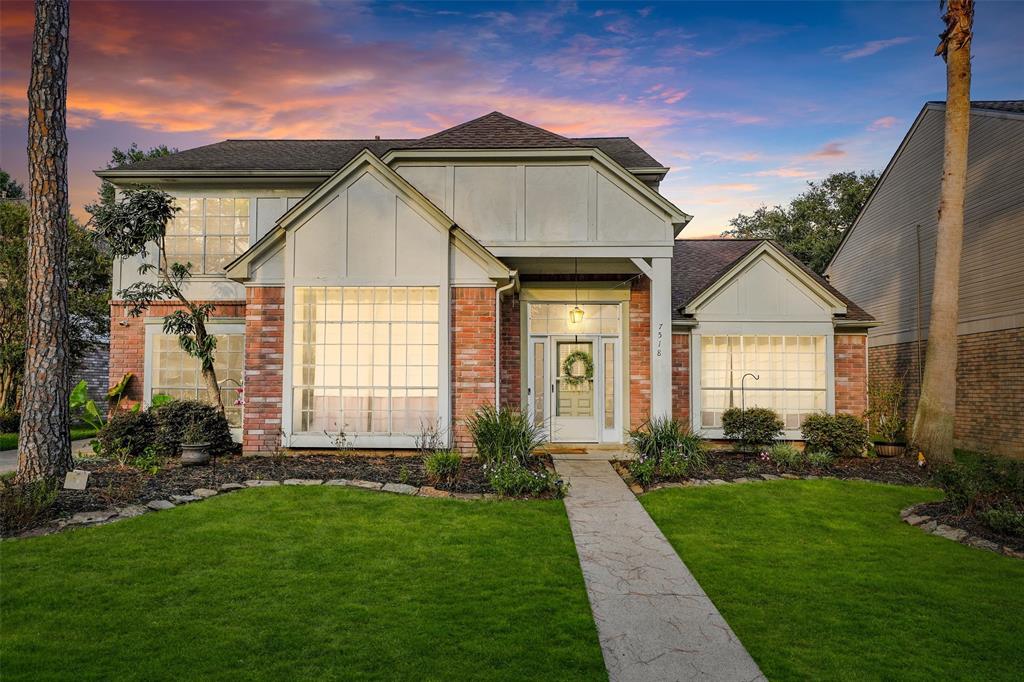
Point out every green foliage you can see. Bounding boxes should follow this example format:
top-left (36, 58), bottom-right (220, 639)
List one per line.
top-left (865, 376), bottom-right (906, 442)
top-left (87, 144), bottom-right (176, 216)
top-left (0, 169), bottom-right (26, 199)
top-left (723, 170), bottom-right (879, 273)
top-left (97, 409), bottom-right (156, 459)
top-left (627, 416), bottom-right (703, 465)
top-left (465, 405), bottom-right (546, 465)
top-left (659, 446), bottom-right (708, 478)
top-left (149, 399), bottom-right (234, 457)
top-left (801, 413), bottom-right (869, 456)
top-left (0, 478), bottom-right (58, 535)
top-left (149, 394), bottom-right (173, 408)
top-left (485, 459), bottom-right (566, 497)
top-left (722, 407), bottom-right (785, 449)
top-left (628, 457), bottom-right (656, 486)
top-left (70, 379), bottom-right (107, 432)
top-left (977, 504), bottom-right (1024, 537)
top-left (424, 449), bottom-right (461, 484)
top-left (769, 442), bottom-right (804, 468)
top-left (806, 451), bottom-right (836, 468)
top-left (0, 202), bottom-right (111, 411)
top-left (934, 458), bottom-right (1024, 537)
top-left (0, 409), bottom-right (19, 433)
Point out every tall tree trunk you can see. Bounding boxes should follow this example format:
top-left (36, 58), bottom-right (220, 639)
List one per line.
top-left (18, 0), bottom-right (72, 482)
top-left (194, 319), bottom-right (224, 412)
top-left (912, 0), bottom-right (973, 463)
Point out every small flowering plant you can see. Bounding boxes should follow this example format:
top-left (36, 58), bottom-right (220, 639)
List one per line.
top-left (759, 451), bottom-right (771, 463)
top-left (233, 385), bottom-right (245, 407)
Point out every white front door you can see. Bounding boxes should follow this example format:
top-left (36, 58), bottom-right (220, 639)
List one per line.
top-left (552, 338), bottom-right (598, 442)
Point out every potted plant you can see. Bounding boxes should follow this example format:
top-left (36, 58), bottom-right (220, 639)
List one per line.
top-left (866, 377), bottom-right (907, 457)
top-left (180, 421), bottom-right (211, 466)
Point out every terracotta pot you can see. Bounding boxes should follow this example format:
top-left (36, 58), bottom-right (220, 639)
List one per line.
top-left (181, 442), bottom-right (211, 466)
top-left (874, 442), bottom-right (906, 458)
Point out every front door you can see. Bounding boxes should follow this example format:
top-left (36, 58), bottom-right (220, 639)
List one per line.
top-left (552, 338), bottom-right (598, 442)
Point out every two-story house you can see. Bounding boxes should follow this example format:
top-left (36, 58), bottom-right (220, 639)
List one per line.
top-left (97, 112), bottom-right (872, 452)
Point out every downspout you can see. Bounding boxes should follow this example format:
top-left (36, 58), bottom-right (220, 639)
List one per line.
top-left (495, 273), bottom-right (518, 407)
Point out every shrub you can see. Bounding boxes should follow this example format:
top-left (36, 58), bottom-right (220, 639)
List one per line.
top-left (978, 504), bottom-right (1024, 537)
top-left (769, 442), bottom-right (804, 469)
top-left (97, 409), bottom-right (156, 459)
top-left (934, 458), bottom-right (1024, 518)
top-left (149, 399), bottom-right (235, 457)
top-left (806, 451), bottom-right (835, 468)
top-left (801, 413), bottom-right (869, 457)
top-left (628, 457), bottom-right (656, 486)
top-left (0, 410), bottom-right (20, 433)
top-left (721, 407), bottom-right (784, 449)
top-left (485, 459), bottom-right (565, 497)
top-left (659, 446), bottom-right (709, 478)
top-left (1, 478), bottom-right (59, 536)
top-left (424, 449), bottom-right (461, 483)
top-left (865, 376), bottom-right (906, 443)
top-left (628, 417), bottom-right (705, 466)
top-left (465, 405), bottom-right (546, 465)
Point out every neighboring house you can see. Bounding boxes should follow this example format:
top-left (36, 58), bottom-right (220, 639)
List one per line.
top-left (97, 111), bottom-right (871, 452)
top-left (827, 100), bottom-right (1024, 457)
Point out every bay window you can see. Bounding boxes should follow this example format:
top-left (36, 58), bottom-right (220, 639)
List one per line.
top-left (292, 286), bottom-right (440, 436)
top-left (700, 335), bottom-right (827, 430)
top-left (167, 197), bottom-right (250, 274)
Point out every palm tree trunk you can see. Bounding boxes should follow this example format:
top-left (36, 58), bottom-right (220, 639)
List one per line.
top-left (18, 0), bottom-right (72, 482)
top-left (912, 0), bottom-right (973, 463)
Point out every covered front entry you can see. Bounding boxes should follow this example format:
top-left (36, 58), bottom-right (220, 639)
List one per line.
top-left (525, 302), bottom-right (623, 443)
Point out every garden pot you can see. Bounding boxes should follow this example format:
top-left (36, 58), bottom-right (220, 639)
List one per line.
top-left (180, 442), bottom-right (211, 466)
top-left (874, 442), bottom-right (906, 458)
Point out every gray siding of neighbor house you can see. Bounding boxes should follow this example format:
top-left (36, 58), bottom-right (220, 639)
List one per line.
top-left (827, 106), bottom-right (1024, 347)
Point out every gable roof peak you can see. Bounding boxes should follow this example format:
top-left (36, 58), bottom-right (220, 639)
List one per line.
top-left (411, 110), bottom-right (577, 149)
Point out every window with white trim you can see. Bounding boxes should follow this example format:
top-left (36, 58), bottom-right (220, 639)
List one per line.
top-left (700, 335), bottom-right (826, 430)
top-left (167, 197), bottom-right (250, 274)
top-left (292, 287), bottom-right (440, 435)
top-left (150, 332), bottom-right (245, 427)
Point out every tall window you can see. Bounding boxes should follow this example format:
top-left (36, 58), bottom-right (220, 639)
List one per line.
top-left (167, 197), bottom-right (250, 274)
top-left (151, 333), bottom-right (245, 427)
top-left (292, 287), bottom-right (440, 435)
top-left (700, 335), bottom-right (826, 430)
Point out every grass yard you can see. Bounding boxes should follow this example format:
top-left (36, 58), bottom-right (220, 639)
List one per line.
top-left (642, 480), bottom-right (1024, 681)
top-left (0, 426), bottom-right (98, 450)
top-left (1, 487), bottom-right (605, 681)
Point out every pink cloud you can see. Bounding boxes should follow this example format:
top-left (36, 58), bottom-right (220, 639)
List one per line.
top-left (868, 116), bottom-right (899, 131)
top-left (825, 37), bottom-right (913, 61)
top-left (804, 142), bottom-right (846, 159)
top-left (751, 167), bottom-right (817, 179)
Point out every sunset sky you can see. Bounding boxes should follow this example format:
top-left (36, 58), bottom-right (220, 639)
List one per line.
top-left (1, 0), bottom-right (1021, 236)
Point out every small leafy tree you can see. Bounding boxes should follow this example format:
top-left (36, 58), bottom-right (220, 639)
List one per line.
top-left (93, 187), bottom-right (224, 411)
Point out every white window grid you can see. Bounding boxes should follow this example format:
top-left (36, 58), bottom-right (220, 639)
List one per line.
top-left (151, 333), bottom-right (244, 427)
top-left (528, 303), bottom-right (620, 335)
top-left (166, 197), bottom-right (250, 274)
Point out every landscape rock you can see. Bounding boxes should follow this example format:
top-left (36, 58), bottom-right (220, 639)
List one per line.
top-left (733, 477), bottom-right (753, 484)
top-left (803, 475), bottom-right (821, 480)
top-left (63, 469), bottom-right (90, 490)
top-left (382, 482), bottom-right (419, 495)
top-left (904, 514), bottom-right (927, 526)
top-left (932, 525), bottom-right (968, 542)
top-left (453, 492), bottom-right (484, 500)
top-left (244, 480), bottom-right (280, 487)
top-left (709, 479), bottom-right (728, 485)
top-left (171, 494), bottom-right (201, 504)
top-left (1001, 546), bottom-right (1024, 560)
top-left (146, 500), bottom-right (175, 511)
top-left (628, 483), bottom-right (644, 495)
top-left (218, 482), bottom-right (245, 491)
top-left (919, 520), bottom-right (938, 533)
top-left (283, 478), bottom-right (323, 486)
top-left (965, 536), bottom-right (1000, 553)
top-left (326, 479), bottom-right (383, 490)
top-left (192, 488), bottom-right (218, 498)
top-left (761, 474), bottom-right (782, 481)
top-left (66, 509), bottom-right (117, 525)
top-left (781, 473), bottom-right (801, 480)
top-left (117, 505), bottom-right (148, 518)
top-left (418, 486), bottom-right (451, 498)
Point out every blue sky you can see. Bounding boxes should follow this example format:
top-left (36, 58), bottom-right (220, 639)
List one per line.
top-left (1, 0), bottom-right (1022, 235)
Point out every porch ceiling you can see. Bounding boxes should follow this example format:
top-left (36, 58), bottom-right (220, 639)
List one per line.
top-left (499, 256), bottom-right (643, 276)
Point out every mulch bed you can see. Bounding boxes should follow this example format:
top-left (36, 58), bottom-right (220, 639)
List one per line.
top-left (911, 500), bottom-right (1024, 553)
top-left (639, 452), bottom-right (931, 488)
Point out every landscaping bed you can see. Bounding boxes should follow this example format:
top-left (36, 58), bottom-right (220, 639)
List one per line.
top-left (2, 453), bottom-right (561, 538)
top-left (909, 499), bottom-right (1024, 554)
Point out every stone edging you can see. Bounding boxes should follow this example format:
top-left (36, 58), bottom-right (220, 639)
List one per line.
top-left (900, 504), bottom-right (1023, 560)
top-left (622, 470), bottom-right (832, 495)
top-left (16, 478), bottom-right (496, 539)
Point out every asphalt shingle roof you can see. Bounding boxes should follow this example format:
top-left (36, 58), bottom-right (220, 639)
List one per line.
top-left (105, 111), bottom-right (664, 174)
top-left (925, 99), bottom-right (1024, 114)
top-left (671, 239), bottom-right (873, 322)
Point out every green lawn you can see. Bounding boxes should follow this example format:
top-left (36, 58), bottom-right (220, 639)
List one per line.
top-left (642, 480), bottom-right (1024, 681)
top-left (0, 427), bottom-right (97, 450)
top-left (1, 487), bottom-right (605, 681)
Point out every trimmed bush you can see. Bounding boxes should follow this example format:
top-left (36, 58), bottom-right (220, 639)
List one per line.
top-left (424, 449), bottom-right (461, 483)
top-left (934, 458), bottom-right (1024, 515)
top-left (149, 399), bottom-right (235, 457)
top-left (97, 409), bottom-right (156, 458)
top-left (801, 413), bottom-right (869, 457)
top-left (721, 407), bottom-right (784, 449)
top-left (465, 405), bottom-right (546, 465)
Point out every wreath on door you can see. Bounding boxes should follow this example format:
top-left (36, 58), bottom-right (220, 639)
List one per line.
top-left (562, 350), bottom-right (594, 386)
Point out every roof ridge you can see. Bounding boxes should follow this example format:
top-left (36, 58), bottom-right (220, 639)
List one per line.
top-left (414, 110), bottom-right (574, 146)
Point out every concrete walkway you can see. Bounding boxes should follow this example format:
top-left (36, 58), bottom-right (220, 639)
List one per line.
top-left (0, 439), bottom-right (94, 475)
top-left (553, 457), bottom-right (764, 682)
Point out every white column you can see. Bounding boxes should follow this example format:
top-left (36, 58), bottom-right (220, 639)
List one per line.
top-left (650, 256), bottom-right (672, 418)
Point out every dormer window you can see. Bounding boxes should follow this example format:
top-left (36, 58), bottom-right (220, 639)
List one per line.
top-left (167, 197), bottom-right (250, 274)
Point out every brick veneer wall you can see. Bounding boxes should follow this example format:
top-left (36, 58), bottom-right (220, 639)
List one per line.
top-left (499, 291), bottom-right (521, 408)
top-left (629, 277), bottom-right (652, 428)
top-left (242, 287), bottom-right (284, 454)
top-left (870, 327), bottom-right (1024, 458)
top-left (834, 333), bottom-right (868, 416)
top-left (108, 300), bottom-right (246, 408)
top-left (73, 340), bottom-right (110, 402)
top-left (451, 287), bottom-right (496, 450)
top-left (671, 332), bottom-right (690, 424)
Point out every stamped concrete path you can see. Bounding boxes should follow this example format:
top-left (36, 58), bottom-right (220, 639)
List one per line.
top-left (553, 457), bottom-right (764, 682)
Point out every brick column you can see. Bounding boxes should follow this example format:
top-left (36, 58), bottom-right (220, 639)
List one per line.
top-left (835, 333), bottom-right (868, 416)
top-left (629, 278), bottom-right (651, 428)
top-left (243, 286), bottom-right (285, 454)
top-left (499, 292), bottom-right (521, 409)
top-left (671, 332), bottom-right (690, 424)
top-left (451, 287), bottom-right (496, 451)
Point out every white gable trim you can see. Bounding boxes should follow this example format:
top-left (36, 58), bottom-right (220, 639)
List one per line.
top-left (684, 242), bottom-right (846, 316)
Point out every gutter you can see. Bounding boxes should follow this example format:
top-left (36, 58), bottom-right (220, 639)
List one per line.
top-left (494, 273), bottom-right (519, 407)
